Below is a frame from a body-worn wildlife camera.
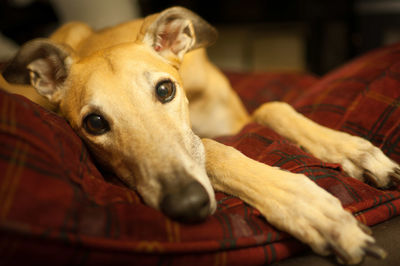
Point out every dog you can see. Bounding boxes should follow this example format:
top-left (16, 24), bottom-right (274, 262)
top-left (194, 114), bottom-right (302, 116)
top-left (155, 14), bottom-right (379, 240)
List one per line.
top-left (1, 6), bottom-right (399, 264)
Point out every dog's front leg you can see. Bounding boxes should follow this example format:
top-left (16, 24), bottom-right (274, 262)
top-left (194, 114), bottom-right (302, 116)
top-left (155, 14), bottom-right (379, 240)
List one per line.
top-left (253, 102), bottom-right (400, 188)
top-left (202, 138), bottom-right (386, 264)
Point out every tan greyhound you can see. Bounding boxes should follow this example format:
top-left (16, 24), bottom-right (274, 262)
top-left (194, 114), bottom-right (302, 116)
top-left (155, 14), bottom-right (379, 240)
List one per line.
top-left (1, 6), bottom-right (399, 264)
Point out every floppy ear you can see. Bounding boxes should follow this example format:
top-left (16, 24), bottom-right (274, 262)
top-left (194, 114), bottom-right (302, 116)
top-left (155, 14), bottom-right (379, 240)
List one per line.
top-left (2, 38), bottom-right (74, 104)
top-left (138, 6), bottom-right (218, 66)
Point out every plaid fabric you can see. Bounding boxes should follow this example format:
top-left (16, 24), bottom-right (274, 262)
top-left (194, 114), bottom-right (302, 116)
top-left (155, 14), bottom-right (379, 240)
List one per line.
top-left (1, 43), bottom-right (400, 265)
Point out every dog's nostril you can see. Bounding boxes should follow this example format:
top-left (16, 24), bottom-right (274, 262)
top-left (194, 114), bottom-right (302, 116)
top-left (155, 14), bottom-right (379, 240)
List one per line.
top-left (161, 181), bottom-right (210, 223)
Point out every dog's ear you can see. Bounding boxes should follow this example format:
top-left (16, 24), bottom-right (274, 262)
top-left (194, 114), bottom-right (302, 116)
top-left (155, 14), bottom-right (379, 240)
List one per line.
top-left (138, 6), bottom-right (218, 66)
top-left (2, 38), bottom-right (75, 104)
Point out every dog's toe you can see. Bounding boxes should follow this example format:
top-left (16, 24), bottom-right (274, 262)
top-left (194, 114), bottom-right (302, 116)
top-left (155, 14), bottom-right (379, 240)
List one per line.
top-left (332, 242), bottom-right (387, 265)
top-left (327, 222), bottom-right (386, 265)
top-left (363, 243), bottom-right (387, 260)
top-left (331, 244), bottom-right (354, 264)
top-left (363, 170), bottom-right (384, 188)
top-left (362, 161), bottom-right (400, 189)
top-left (362, 169), bottom-right (396, 189)
top-left (357, 220), bottom-right (372, 235)
top-left (389, 167), bottom-right (400, 185)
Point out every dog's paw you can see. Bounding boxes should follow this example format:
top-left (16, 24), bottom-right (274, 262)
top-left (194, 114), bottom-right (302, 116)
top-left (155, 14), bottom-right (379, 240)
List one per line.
top-left (307, 208), bottom-right (387, 265)
top-left (252, 101), bottom-right (400, 188)
top-left (327, 133), bottom-right (400, 188)
top-left (269, 173), bottom-right (387, 264)
top-left (332, 227), bottom-right (387, 264)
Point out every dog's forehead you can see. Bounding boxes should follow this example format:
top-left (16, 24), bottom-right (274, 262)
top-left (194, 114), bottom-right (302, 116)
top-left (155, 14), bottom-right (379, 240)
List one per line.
top-left (67, 44), bottom-right (179, 102)
top-left (79, 43), bottom-right (179, 76)
top-left (71, 44), bottom-right (182, 95)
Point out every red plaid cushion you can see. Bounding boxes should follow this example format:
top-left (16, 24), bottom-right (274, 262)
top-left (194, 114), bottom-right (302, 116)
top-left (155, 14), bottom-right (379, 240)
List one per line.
top-left (1, 43), bottom-right (400, 265)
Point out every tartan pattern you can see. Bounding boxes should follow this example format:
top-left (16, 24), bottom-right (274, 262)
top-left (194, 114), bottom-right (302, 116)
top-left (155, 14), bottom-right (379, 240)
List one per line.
top-left (1, 43), bottom-right (400, 265)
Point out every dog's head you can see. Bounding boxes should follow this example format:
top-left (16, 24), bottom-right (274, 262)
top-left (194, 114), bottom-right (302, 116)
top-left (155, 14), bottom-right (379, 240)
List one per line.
top-left (2, 7), bottom-right (218, 223)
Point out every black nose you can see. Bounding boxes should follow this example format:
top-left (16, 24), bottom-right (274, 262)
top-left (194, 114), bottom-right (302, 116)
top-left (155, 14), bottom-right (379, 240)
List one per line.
top-left (160, 181), bottom-right (210, 223)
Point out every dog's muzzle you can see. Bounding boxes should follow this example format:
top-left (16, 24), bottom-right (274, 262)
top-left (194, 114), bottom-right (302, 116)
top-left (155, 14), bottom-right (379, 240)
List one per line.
top-left (160, 181), bottom-right (210, 223)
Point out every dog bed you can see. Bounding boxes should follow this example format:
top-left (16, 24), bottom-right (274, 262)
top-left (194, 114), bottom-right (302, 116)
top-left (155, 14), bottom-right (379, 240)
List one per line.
top-left (1, 43), bottom-right (400, 265)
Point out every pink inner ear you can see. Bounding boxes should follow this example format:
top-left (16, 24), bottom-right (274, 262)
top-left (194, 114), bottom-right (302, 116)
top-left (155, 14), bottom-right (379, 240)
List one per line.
top-left (155, 31), bottom-right (174, 52)
top-left (154, 19), bottom-right (192, 55)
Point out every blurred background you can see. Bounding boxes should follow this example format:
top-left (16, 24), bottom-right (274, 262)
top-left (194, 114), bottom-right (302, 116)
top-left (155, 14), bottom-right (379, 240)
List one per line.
top-left (1, 0), bottom-right (400, 75)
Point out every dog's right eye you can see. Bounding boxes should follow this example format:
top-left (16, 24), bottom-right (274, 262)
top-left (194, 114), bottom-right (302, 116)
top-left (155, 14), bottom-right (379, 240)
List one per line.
top-left (83, 114), bottom-right (110, 135)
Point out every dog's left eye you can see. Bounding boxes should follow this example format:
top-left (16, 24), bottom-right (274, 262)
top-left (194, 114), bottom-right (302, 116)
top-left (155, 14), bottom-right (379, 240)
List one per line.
top-left (156, 80), bottom-right (176, 103)
top-left (83, 114), bottom-right (110, 135)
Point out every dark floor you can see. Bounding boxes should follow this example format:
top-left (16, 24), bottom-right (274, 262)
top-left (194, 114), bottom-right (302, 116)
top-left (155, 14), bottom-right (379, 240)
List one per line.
top-left (273, 215), bottom-right (400, 266)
